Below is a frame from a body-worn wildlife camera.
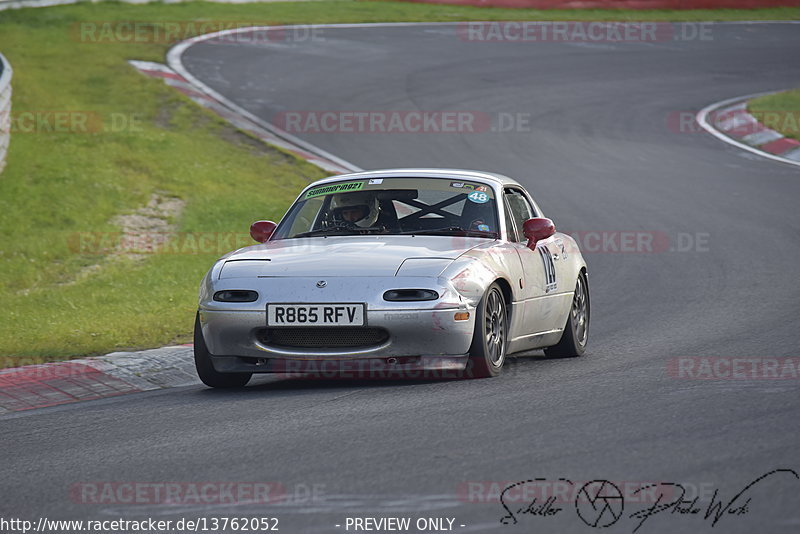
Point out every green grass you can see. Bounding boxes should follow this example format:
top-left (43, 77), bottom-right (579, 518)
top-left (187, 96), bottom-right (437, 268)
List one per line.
top-left (1, 1), bottom-right (799, 367)
top-left (748, 89), bottom-right (800, 142)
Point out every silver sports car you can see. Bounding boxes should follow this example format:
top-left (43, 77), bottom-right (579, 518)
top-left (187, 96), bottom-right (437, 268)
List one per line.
top-left (194, 168), bottom-right (589, 387)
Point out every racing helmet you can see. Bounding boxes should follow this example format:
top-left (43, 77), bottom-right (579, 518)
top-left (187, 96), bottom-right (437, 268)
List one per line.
top-left (330, 192), bottom-right (380, 228)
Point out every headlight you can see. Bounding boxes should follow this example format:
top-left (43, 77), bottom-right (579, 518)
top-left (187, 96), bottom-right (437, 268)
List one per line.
top-left (213, 290), bottom-right (259, 302)
top-left (383, 289), bottom-right (439, 302)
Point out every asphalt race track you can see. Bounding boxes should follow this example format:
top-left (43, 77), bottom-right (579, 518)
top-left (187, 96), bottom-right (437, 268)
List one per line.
top-left (4, 22), bottom-right (800, 534)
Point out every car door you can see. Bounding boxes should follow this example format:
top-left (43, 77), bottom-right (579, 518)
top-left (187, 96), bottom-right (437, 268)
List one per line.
top-left (503, 188), bottom-right (563, 343)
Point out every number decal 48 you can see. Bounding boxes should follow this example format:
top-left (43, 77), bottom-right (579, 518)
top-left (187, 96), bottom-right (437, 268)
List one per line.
top-left (538, 246), bottom-right (558, 293)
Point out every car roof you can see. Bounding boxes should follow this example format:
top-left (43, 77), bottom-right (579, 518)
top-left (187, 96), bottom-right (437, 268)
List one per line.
top-left (303, 168), bottom-right (523, 190)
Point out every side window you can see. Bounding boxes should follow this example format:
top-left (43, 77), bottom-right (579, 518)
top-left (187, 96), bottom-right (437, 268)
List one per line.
top-left (503, 199), bottom-right (518, 242)
top-left (504, 189), bottom-right (534, 242)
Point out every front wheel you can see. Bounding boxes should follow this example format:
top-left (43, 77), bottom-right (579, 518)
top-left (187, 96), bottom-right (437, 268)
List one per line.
top-left (194, 312), bottom-right (252, 388)
top-left (467, 283), bottom-right (508, 378)
top-left (544, 271), bottom-right (589, 358)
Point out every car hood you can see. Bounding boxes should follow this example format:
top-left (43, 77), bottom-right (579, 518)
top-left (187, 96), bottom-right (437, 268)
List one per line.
top-left (218, 235), bottom-right (490, 278)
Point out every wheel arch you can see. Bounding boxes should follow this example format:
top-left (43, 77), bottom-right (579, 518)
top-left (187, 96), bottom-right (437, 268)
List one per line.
top-left (493, 277), bottom-right (514, 319)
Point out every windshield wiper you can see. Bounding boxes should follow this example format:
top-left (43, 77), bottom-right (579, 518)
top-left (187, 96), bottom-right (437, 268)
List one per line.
top-left (293, 225), bottom-right (388, 238)
top-left (293, 226), bottom-right (357, 238)
top-left (400, 226), bottom-right (499, 238)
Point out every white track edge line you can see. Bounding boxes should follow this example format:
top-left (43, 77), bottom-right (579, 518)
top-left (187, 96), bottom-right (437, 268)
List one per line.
top-left (166, 27), bottom-right (366, 173)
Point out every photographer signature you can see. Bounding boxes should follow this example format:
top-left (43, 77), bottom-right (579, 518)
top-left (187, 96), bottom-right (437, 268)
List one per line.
top-left (499, 469), bottom-right (798, 532)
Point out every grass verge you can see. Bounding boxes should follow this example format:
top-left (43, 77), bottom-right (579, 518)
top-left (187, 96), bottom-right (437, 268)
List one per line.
top-left (748, 89), bottom-right (800, 143)
top-left (1, 1), bottom-right (799, 367)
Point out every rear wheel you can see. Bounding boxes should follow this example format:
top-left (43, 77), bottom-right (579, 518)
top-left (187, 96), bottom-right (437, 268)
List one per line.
top-left (544, 271), bottom-right (589, 358)
top-left (194, 312), bottom-right (252, 388)
top-left (467, 283), bottom-right (508, 378)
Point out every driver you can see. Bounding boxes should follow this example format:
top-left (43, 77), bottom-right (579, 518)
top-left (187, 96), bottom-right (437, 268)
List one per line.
top-left (330, 192), bottom-right (380, 228)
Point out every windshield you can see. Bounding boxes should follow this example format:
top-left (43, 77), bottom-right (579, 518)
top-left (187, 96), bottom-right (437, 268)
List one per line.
top-left (272, 177), bottom-right (500, 240)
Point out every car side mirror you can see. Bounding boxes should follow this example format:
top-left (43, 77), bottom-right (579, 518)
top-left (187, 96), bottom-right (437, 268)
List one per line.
top-left (522, 218), bottom-right (555, 249)
top-left (250, 220), bottom-right (277, 243)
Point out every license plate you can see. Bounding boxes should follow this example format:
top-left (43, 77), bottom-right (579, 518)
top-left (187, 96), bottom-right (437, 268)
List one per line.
top-left (267, 303), bottom-right (366, 326)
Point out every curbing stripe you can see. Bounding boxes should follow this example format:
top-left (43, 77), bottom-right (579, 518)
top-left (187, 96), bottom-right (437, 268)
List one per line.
top-left (716, 111), bottom-right (755, 132)
top-left (760, 136), bottom-right (800, 155)
top-left (742, 129), bottom-right (783, 146)
top-left (783, 147), bottom-right (800, 162)
top-left (697, 91), bottom-right (800, 169)
top-left (728, 123), bottom-right (767, 138)
top-left (0, 362), bottom-right (140, 413)
top-left (0, 346), bottom-right (198, 414)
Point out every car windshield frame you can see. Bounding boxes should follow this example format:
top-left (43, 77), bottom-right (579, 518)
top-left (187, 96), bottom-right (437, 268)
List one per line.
top-left (271, 177), bottom-right (501, 241)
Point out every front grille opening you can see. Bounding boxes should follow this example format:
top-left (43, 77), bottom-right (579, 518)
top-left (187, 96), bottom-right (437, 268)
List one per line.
top-left (257, 327), bottom-right (389, 349)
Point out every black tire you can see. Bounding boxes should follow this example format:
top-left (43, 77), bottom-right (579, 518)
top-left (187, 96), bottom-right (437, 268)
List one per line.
top-left (544, 271), bottom-right (589, 358)
top-left (194, 312), bottom-right (252, 388)
top-left (467, 283), bottom-right (508, 378)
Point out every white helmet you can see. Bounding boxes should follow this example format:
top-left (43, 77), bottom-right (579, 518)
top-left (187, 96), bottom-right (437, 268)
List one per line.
top-left (330, 192), bottom-right (380, 228)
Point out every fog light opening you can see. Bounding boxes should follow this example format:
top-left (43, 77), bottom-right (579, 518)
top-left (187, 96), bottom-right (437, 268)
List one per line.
top-left (213, 290), bottom-right (259, 302)
top-left (383, 289), bottom-right (439, 301)
top-left (386, 357), bottom-right (398, 365)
